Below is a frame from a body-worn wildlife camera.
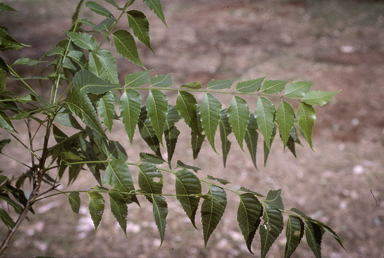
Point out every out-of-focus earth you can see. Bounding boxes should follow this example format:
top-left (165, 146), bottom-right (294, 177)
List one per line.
top-left (0, 0), bottom-right (383, 257)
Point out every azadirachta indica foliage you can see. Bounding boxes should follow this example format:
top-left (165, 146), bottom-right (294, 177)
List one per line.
top-left (0, 0), bottom-right (344, 257)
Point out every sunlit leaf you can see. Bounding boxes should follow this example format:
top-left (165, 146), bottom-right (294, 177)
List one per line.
top-left (261, 80), bottom-right (288, 94)
top-left (13, 58), bottom-right (45, 66)
top-left (127, 10), bottom-right (153, 52)
top-left (297, 102), bottom-right (316, 150)
top-left (236, 77), bottom-right (265, 93)
top-left (88, 191), bottom-right (105, 230)
top-left (68, 191), bottom-right (81, 214)
top-left (200, 93), bottom-right (221, 152)
top-left (301, 90), bottom-right (341, 106)
top-left (201, 185), bottom-right (227, 246)
top-left (152, 195), bottom-right (168, 245)
top-left (237, 193), bottom-right (263, 253)
top-left (119, 88), bottom-right (141, 144)
top-left (175, 169), bottom-right (201, 228)
top-left (66, 31), bottom-right (97, 51)
top-left (284, 81), bottom-right (313, 98)
top-left (113, 29), bottom-right (144, 68)
top-left (146, 89), bottom-right (168, 143)
top-left (150, 73), bottom-right (172, 88)
top-left (276, 100), bottom-right (295, 147)
top-left (207, 78), bottom-right (236, 90)
top-left (108, 191), bottom-right (128, 235)
top-left (228, 96), bottom-right (249, 150)
top-left (255, 97), bottom-right (275, 149)
top-left (143, 0), bottom-right (167, 27)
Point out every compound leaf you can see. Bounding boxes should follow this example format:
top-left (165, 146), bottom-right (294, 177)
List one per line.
top-left (236, 77), bottom-right (265, 93)
top-left (284, 81), bottom-right (313, 98)
top-left (68, 191), bottom-right (81, 214)
top-left (200, 93), bottom-right (221, 152)
top-left (143, 0), bottom-right (167, 27)
top-left (255, 97), bottom-right (275, 149)
top-left (201, 185), bottom-right (227, 246)
top-left (228, 96), bottom-right (249, 150)
top-left (237, 193), bottom-right (263, 253)
top-left (276, 100), bottom-right (295, 147)
top-left (0, 3), bottom-right (17, 12)
top-left (97, 91), bottom-right (115, 132)
top-left (113, 29), bottom-right (144, 68)
top-left (297, 102), bottom-right (316, 150)
top-left (175, 169), bottom-right (202, 228)
top-left (301, 90), bottom-right (340, 106)
top-left (152, 195), bottom-right (168, 246)
top-left (88, 191), bottom-right (105, 230)
top-left (127, 10), bottom-right (153, 52)
top-left (119, 88), bottom-right (141, 144)
top-left (146, 89), bottom-right (168, 143)
top-left (108, 191), bottom-right (128, 235)
top-left (259, 203), bottom-right (284, 258)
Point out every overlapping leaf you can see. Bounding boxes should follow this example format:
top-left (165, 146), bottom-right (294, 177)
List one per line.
top-left (200, 93), bottom-right (221, 152)
top-left (79, 137), bottom-right (102, 184)
top-left (304, 221), bottom-right (324, 258)
top-left (127, 10), bottom-right (153, 52)
top-left (176, 91), bottom-right (200, 136)
top-left (228, 96), bottom-right (249, 150)
top-left (73, 70), bottom-right (117, 94)
top-left (191, 110), bottom-right (205, 159)
top-left (255, 97), bottom-right (275, 149)
top-left (88, 191), bottom-right (105, 230)
top-left (89, 50), bottom-right (119, 84)
top-left (86, 1), bottom-right (114, 18)
top-left (285, 214), bottom-right (304, 258)
top-left (164, 105), bottom-right (181, 166)
top-left (0, 27), bottom-right (30, 51)
top-left (103, 159), bottom-right (136, 195)
top-left (297, 102), bottom-right (316, 149)
top-left (175, 169), bottom-right (201, 228)
top-left (108, 191), bottom-right (128, 235)
top-left (237, 193), bottom-right (263, 253)
top-left (201, 185), bottom-right (227, 246)
top-left (66, 32), bottom-right (97, 51)
top-left (138, 163), bottom-right (163, 202)
top-left (244, 112), bottom-right (258, 169)
top-left (219, 109), bottom-right (231, 167)
top-left (119, 88), bottom-right (141, 144)
top-left (113, 29), bottom-right (144, 68)
top-left (139, 152), bottom-right (165, 164)
top-left (146, 89), bottom-right (168, 143)
top-left (97, 91), bottom-right (115, 132)
top-left (138, 106), bottom-right (162, 156)
top-left (152, 195), bottom-right (168, 245)
top-left (236, 77), bottom-right (265, 93)
top-left (0, 208), bottom-right (15, 229)
top-left (276, 100), bottom-right (295, 147)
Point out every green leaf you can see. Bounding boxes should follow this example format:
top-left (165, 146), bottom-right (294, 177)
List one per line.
top-left (108, 191), bottom-right (128, 235)
top-left (237, 187), bottom-right (264, 197)
top-left (143, 0), bottom-right (167, 27)
top-left (138, 106), bottom-right (162, 157)
top-left (176, 91), bottom-right (200, 136)
top-left (264, 189), bottom-right (284, 210)
top-left (0, 139), bottom-right (11, 153)
top-left (0, 208), bottom-right (15, 229)
top-left (125, 70), bottom-right (151, 87)
top-left (86, 1), bottom-right (114, 18)
top-left (152, 195), bottom-right (168, 246)
top-left (138, 163), bottom-right (163, 202)
top-left (113, 29), bottom-right (144, 68)
top-left (104, 0), bottom-right (120, 9)
top-left (191, 130), bottom-right (205, 160)
top-left (0, 194), bottom-right (22, 214)
top-left (66, 31), bottom-right (98, 51)
top-left (74, 70), bottom-right (118, 94)
top-left (304, 220), bottom-right (324, 258)
top-left (66, 87), bottom-right (106, 138)
top-left (164, 126), bottom-right (179, 167)
top-left (0, 111), bottom-right (17, 133)
top-left (97, 91), bottom-right (115, 132)
top-left (146, 89), bottom-right (168, 143)
top-left (88, 191), bottom-right (105, 230)
top-left (119, 88), bottom-right (141, 144)
top-left (175, 169), bottom-right (202, 228)
top-left (54, 109), bottom-right (83, 130)
top-left (244, 112), bottom-right (258, 170)
top-left (228, 96), bottom-right (249, 150)
top-left (219, 109), bottom-right (231, 167)
top-left (276, 100), bottom-right (295, 147)
top-left (261, 80), bottom-right (288, 94)
top-left (149, 73), bottom-right (172, 88)
top-left (285, 215), bottom-right (304, 258)
top-left (0, 3), bottom-right (17, 12)
top-left (78, 137), bottom-right (102, 184)
top-left (284, 81), bottom-right (313, 98)
top-left (236, 77), bottom-right (265, 93)
top-left (263, 125), bottom-right (276, 167)
top-left (237, 193), bottom-right (263, 253)
top-left (201, 185), bottom-right (227, 246)
top-left (180, 82), bottom-right (202, 89)
top-left (207, 78), bottom-right (236, 90)
top-left (200, 93), bottom-right (221, 152)
top-left (139, 152), bottom-right (165, 164)
top-left (103, 159), bottom-right (136, 195)
top-left (206, 175), bottom-right (231, 185)
top-left (175, 160), bottom-right (201, 173)
top-left (127, 10), bottom-right (153, 52)
top-left (68, 192), bottom-right (81, 214)
top-left (0, 27), bottom-right (30, 51)
top-left (259, 203), bottom-right (284, 258)
top-left (255, 97), bottom-right (275, 149)
top-left (89, 50), bottom-right (119, 84)
top-left (301, 90), bottom-right (341, 106)
top-left (104, 140), bottom-right (128, 162)
top-left (297, 102), bottom-right (316, 149)
top-left (13, 58), bottom-right (45, 66)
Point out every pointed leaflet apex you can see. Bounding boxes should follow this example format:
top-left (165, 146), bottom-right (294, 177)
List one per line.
top-left (276, 100), bottom-right (295, 148)
top-left (97, 91), bottom-right (115, 132)
top-left (113, 29), bottom-right (144, 68)
top-left (200, 93), bottom-right (221, 152)
top-left (297, 102), bottom-right (316, 150)
top-left (119, 88), bottom-right (142, 144)
top-left (152, 195), bottom-right (168, 246)
top-left (219, 108), bottom-right (232, 167)
top-left (284, 215), bottom-right (304, 258)
top-left (138, 163), bottom-right (163, 203)
top-left (88, 191), bottom-right (105, 230)
top-left (301, 90), bottom-right (341, 106)
top-left (108, 191), bottom-right (128, 235)
top-left (284, 81), bottom-right (314, 98)
top-left (73, 70), bottom-right (118, 94)
top-left (176, 91), bottom-right (201, 136)
top-left (127, 10), bottom-right (153, 52)
top-left (261, 80), bottom-right (288, 94)
top-left (255, 97), bottom-right (275, 149)
top-left (143, 0), bottom-right (167, 27)
top-left (201, 185), bottom-right (227, 246)
top-left (236, 77), bottom-right (265, 93)
top-left (146, 89), bottom-right (168, 144)
top-left (228, 96), bottom-right (249, 151)
top-left (244, 112), bottom-right (258, 170)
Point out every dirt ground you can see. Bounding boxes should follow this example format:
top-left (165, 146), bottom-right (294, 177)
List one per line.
top-left (1, 0), bottom-right (384, 257)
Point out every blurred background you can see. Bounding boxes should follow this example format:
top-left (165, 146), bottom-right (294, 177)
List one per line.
top-left (1, 0), bottom-right (383, 257)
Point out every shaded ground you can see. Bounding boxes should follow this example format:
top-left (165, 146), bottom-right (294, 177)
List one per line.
top-left (1, 0), bottom-right (384, 257)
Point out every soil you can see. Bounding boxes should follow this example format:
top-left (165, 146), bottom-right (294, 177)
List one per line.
top-left (0, 0), bottom-right (383, 257)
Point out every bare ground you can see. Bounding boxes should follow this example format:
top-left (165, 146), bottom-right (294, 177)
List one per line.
top-left (1, 0), bottom-right (384, 257)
